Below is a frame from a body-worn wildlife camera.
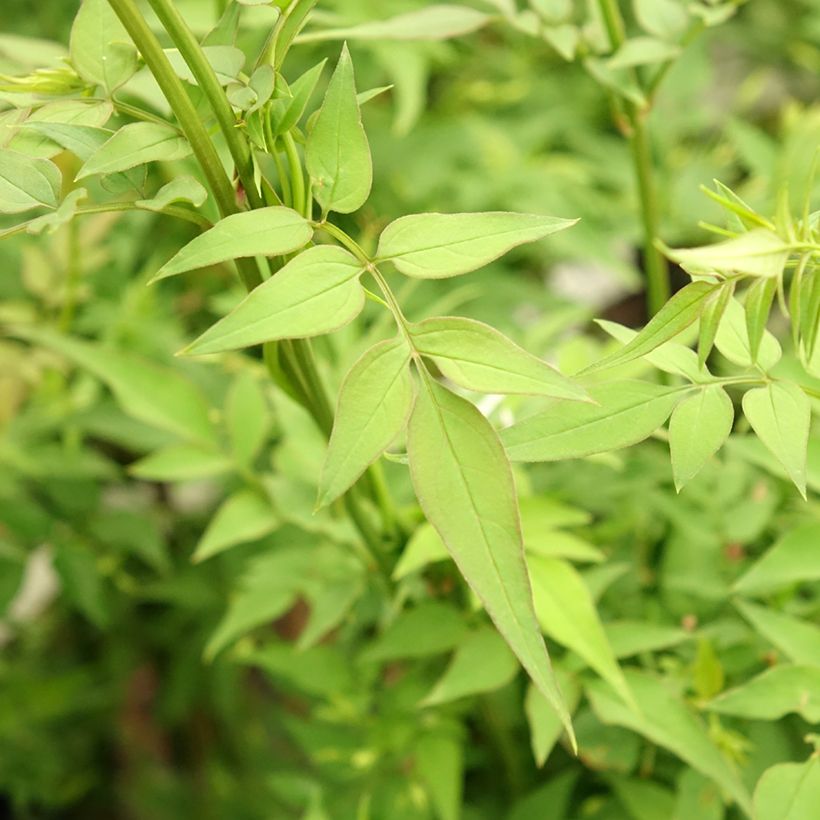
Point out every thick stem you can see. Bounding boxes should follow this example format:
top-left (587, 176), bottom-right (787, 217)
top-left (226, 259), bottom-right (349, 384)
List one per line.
top-left (145, 0), bottom-right (265, 211)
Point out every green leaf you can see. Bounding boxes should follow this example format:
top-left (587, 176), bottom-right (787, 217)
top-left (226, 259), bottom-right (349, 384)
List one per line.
top-left (529, 555), bottom-right (635, 709)
top-left (525, 672), bottom-right (580, 766)
top-left (363, 601), bottom-right (467, 663)
top-left (20, 122), bottom-right (110, 162)
top-left (734, 523), bottom-right (820, 595)
top-left (607, 36), bottom-right (681, 70)
top-left (76, 122), bottom-right (192, 180)
top-left (588, 282), bottom-right (716, 373)
top-left (423, 626), bottom-right (519, 706)
top-left (633, 0), bottom-right (689, 39)
top-left (184, 246), bottom-right (364, 355)
top-left (392, 522), bottom-right (449, 579)
top-left (415, 733), bottom-right (463, 820)
top-left (698, 281), bottom-right (734, 367)
top-left (53, 540), bottom-right (109, 628)
top-left (153, 207), bottom-right (312, 281)
top-left (318, 337), bottom-right (413, 508)
top-left (25, 188), bottom-right (88, 235)
top-left (612, 779), bottom-right (676, 820)
top-left (377, 211), bottom-right (577, 278)
top-left (734, 599), bottom-right (820, 667)
top-left (407, 375), bottom-right (574, 743)
top-left (306, 44), bottom-right (372, 215)
top-left (587, 671), bottom-right (753, 817)
top-left (714, 297), bottom-right (781, 371)
top-left (13, 327), bottom-right (216, 444)
top-left (164, 45), bottom-right (245, 86)
top-left (224, 372), bottom-right (270, 467)
top-left (410, 316), bottom-right (588, 400)
top-left (193, 489), bottom-right (279, 563)
top-left (502, 381), bottom-right (684, 462)
top-left (742, 382), bottom-right (809, 497)
top-left (299, 5), bottom-right (490, 42)
top-left (270, 60), bottom-right (326, 136)
top-left (0, 150), bottom-right (60, 213)
top-left (604, 621), bottom-right (690, 658)
top-left (668, 386), bottom-right (734, 491)
top-left (708, 665), bottom-right (820, 723)
top-left (135, 176), bottom-right (208, 212)
top-left (130, 443), bottom-right (233, 481)
top-left (11, 99), bottom-right (112, 158)
top-left (753, 757), bottom-right (820, 820)
top-left (70, 0), bottom-right (138, 93)
top-left (667, 229), bottom-right (790, 278)
top-left (745, 277), bottom-right (778, 364)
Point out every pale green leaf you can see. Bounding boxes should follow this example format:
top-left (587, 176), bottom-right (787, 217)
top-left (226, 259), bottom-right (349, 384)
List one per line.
top-left (633, 0), bottom-right (689, 39)
top-left (164, 45), bottom-right (245, 86)
top-left (604, 621), bottom-right (690, 658)
top-left (193, 489), bottom-right (279, 563)
top-left (306, 44), bottom-right (372, 214)
top-left (184, 246), bottom-right (364, 355)
top-left (667, 229), bottom-right (790, 278)
top-left (415, 733), bottom-right (463, 820)
top-left (529, 555), bottom-right (635, 709)
top-left (742, 382), bottom-right (809, 497)
top-left (70, 0), bottom-right (138, 93)
top-left (299, 5), bottom-right (490, 42)
top-left (734, 523), bottom-right (820, 595)
top-left (669, 385), bottom-right (734, 490)
top-left (130, 444), bottom-right (233, 481)
top-left (502, 381), bottom-right (684, 462)
top-left (136, 176), bottom-right (208, 212)
top-left (0, 150), bottom-right (60, 213)
top-left (76, 122), bottom-right (192, 180)
top-left (225, 372), bottom-right (270, 467)
top-left (408, 375), bottom-right (574, 740)
top-left (318, 337), bottom-right (413, 507)
top-left (753, 757), bottom-right (820, 820)
top-left (745, 277), bottom-right (778, 364)
top-left (20, 122), bottom-right (110, 162)
top-left (607, 36), bottom-right (681, 70)
top-left (392, 522), bottom-right (449, 579)
top-left (587, 670), bottom-right (753, 817)
top-left (25, 188), bottom-right (87, 235)
top-left (153, 206), bottom-right (312, 281)
top-left (714, 297), bottom-right (781, 370)
top-left (423, 626), bottom-right (519, 706)
top-left (377, 211), bottom-right (577, 278)
top-left (270, 60), bottom-right (326, 136)
top-left (410, 316), bottom-right (588, 400)
top-left (612, 779), bottom-right (676, 820)
top-left (587, 282), bottom-right (716, 373)
top-left (734, 599), bottom-right (820, 667)
top-left (708, 665), bottom-right (820, 723)
top-left (525, 673), bottom-right (580, 766)
top-left (10, 99), bottom-right (112, 158)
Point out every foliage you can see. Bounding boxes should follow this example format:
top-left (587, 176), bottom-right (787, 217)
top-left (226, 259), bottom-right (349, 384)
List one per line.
top-left (0, 0), bottom-right (819, 818)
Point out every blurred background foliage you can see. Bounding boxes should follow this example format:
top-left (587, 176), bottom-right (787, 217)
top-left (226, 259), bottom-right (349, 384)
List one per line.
top-left (1, 1), bottom-right (819, 818)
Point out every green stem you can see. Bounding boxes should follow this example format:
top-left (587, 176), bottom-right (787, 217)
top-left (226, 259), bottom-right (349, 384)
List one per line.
top-left (59, 218), bottom-right (81, 331)
top-left (144, 0), bottom-right (265, 211)
top-left (283, 131), bottom-right (306, 216)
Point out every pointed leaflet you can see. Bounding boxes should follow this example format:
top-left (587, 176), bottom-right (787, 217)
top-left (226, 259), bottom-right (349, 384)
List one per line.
top-left (318, 337), bottom-right (414, 508)
top-left (153, 207), bottom-right (312, 281)
top-left (586, 282), bottom-right (716, 373)
top-left (742, 382), bottom-right (809, 497)
top-left (715, 297), bottom-right (781, 371)
top-left (753, 758), bottom-right (820, 820)
top-left (306, 44), bottom-right (372, 214)
top-left (77, 122), bottom-right (192, 179)
top-left (407, 374), bottom-right (575, 744)
top-left (667, 229), bottom-right (790, 278)
top-left (698, 281), bottom-right (734, 367)
top-left (185, 246), bottom-right (365, 355)
top-left (410, 317), bottom-right (588, 400)
top-left (668, 386), bottom-right (734, 491)
top-left (377, 211), bottom-right (577, 278)
top-left (734, 599), bottom-right (820, 667)
top-left (744, 277), bottom-right (778, 364)
top-left (502, 381), bottom-right (684, 462)
top-left (136, 177), bottom-right (208, 212)
top-left (0, 150), bottom-right (60, 213)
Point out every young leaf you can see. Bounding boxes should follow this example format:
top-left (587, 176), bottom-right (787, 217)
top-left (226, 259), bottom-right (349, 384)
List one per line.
top-left (529, 555), bottom-right (636, 710)
top-left (21, 122), bottom-right (111, 162)
top-left (587, 281), bottom-right (716, 373)
top-left (753, 758), bottom-right (820, 820)
top-left (714, 297), bottom-right (781, 371)
top-left (410, 316), bottom-right (588, 400)
top-left (153, 207), bottom-right (312, 281)
top-left (633, 0), bottom-right (689, 39)
top-left (733, 523), bottom-right (820, 595)
top-left (744, 277), bottom-right (778, 364)
top-left (11, 99), bottom-right (112, 158)
top-left (666, 229), bottom-right (790, 278)
top-left (70, 0), bottom-right (138, 93)
top-left (0, 150), bottom-right (60, 213)
top-left (225, 372), bottom-right (270, 467)
top-left (318, 337), bottom-right (413, 508)
top-left (306, 44), bottom-right (372, 215)
top-left (135, 176), bottom-right (208, 212)
top-left (270, 59), bottom-right (326, 135)
top-left (130, 444), bottom-right (233, 481)
top-left (668, 386), bottom-right (734, 491)
top-left (377, 211), bottom-right (577, 278)
top-left (607, 37), bottom-right (681, 70)
top-left (742, 382), bottom-right (809, 498)
top-left (698, 281), bottom-right (734, 367)
top-left (407, 375), bottom-right (574, 744)
top-left (184, 246), bottom-right (364, 355)
top-left (76, 122), bottom-right (192, 179)
top-left (299, 5), bottom-right (490, 42)
top-left (193, 489), bottom-right (279, 563)
top-left (734, 599), bottom-right (820, 667)
top-left (422, 627), bottom-right (518, 706)
top-left (502, 381), bottom-right (684, 462)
